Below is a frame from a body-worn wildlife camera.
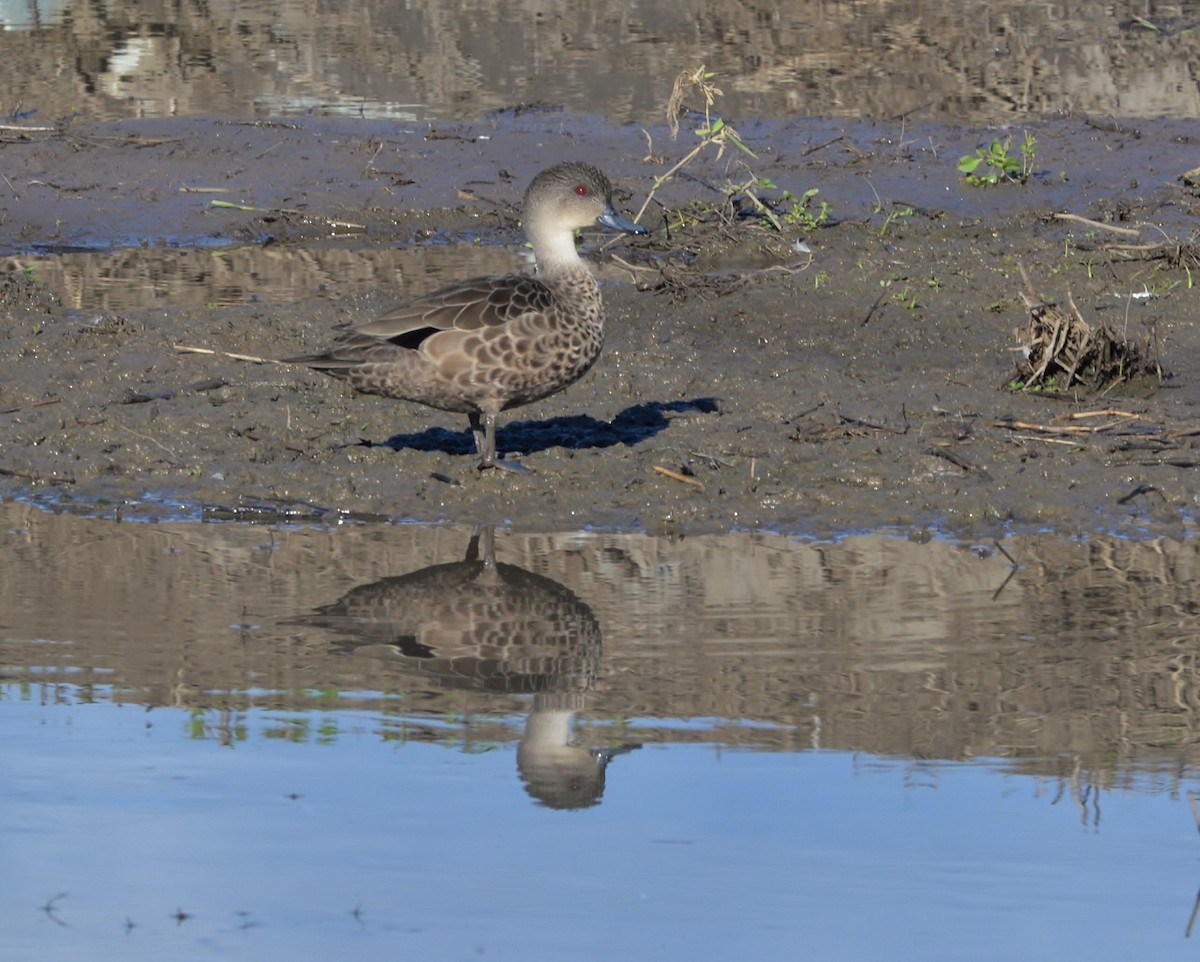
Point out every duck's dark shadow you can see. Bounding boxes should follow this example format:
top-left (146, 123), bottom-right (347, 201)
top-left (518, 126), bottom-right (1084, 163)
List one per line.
top-left (368, 397), bottom-right (719, 457)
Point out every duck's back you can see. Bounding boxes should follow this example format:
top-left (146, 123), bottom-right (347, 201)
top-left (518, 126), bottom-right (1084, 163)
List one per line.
top-left (292, 268), bottom-right (607, 414)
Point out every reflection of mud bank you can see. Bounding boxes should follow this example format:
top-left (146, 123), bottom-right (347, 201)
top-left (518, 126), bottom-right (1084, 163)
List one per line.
top-left (1, 0), bottom-right (1197, 123)
top-left (3, 504), bottom-right (1199, 784)
top-left (0, 245), bottom-right (523, 312)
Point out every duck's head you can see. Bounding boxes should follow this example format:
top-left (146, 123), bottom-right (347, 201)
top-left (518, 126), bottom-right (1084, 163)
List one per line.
top-left (523, 162), bottom-right (647, 267)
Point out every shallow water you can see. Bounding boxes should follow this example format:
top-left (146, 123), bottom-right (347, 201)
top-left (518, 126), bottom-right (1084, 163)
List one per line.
top-left (7, 700), bottom-right (1198, 961)
top-left (4, 504), bottom-right (1200, 959)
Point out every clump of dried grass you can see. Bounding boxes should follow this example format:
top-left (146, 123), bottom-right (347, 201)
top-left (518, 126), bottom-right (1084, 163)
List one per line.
top-left (1010, 289), bottom-right (1160, 392)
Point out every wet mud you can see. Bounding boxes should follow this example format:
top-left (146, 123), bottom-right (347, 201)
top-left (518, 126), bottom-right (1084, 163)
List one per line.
top-left (3, 113), bottom-right (1200, 537)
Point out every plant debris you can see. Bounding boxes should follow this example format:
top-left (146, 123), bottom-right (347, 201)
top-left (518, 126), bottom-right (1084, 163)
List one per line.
top-left (1010, 286), bottom-right (1160, 392)
top-left (652, 464), bottom-right (705, 490)
top-left (1103, 237), bottom-right (1200, 272)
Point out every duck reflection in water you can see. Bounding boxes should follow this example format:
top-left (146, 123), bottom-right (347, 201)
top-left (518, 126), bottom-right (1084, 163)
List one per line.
top-left (294, 526), bottom-right (639, 809)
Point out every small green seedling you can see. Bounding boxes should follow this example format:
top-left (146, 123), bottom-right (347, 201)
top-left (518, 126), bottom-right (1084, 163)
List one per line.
top-left (781, 187), bottom-right (831, 232)
top-left (879, 205), bottom-right (913, 237)
top-left (957, 131), bottom-right (1037, 186)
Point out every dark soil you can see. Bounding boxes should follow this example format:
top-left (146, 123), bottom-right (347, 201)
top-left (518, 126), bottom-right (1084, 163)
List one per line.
top-left (3, 113), bottom-right (1200, 537)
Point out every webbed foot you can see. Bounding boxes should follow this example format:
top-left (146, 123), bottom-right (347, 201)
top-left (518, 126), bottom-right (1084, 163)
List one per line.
top-left (480, 455), bottom-right (534, 474)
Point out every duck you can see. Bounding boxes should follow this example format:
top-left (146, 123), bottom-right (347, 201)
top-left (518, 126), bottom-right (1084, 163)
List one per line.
top-left (285, 162), bottom-right (647, 471)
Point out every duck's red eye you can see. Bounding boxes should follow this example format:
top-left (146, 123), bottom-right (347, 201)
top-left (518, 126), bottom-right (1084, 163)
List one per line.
top-left (575, 184), bottom-right (588, 196)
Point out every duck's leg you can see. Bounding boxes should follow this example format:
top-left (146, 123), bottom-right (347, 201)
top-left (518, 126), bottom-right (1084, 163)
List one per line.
top-left (469, 411), bottom-right (490, 465)
top-left (469, 409), bottom-right (533, 474)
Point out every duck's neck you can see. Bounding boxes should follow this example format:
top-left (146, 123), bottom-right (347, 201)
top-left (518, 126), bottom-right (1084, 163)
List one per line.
top-left (529, 225), bottom-right (588, 279)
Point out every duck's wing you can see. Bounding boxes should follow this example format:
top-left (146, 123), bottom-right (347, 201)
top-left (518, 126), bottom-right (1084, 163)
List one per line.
top-left (351, 274), bottom-right (554, 346)
top-left (285, 273), bottom-right (555, 369)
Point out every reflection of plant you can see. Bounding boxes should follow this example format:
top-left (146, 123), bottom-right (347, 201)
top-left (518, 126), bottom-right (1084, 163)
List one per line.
top-left (1129, 15), bottom-right (1196, 34)
top-left (957, 131), bottom-right (1037, 186)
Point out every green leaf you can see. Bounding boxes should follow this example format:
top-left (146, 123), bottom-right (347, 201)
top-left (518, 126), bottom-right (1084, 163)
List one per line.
top-left (209, 199), bottom-right (262, 212)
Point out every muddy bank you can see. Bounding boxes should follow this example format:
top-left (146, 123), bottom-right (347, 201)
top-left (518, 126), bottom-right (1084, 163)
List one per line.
top-left (3, 114), bottom-right (1200, 537)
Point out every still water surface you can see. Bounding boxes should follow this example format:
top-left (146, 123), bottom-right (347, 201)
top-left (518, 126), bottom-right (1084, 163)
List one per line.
top-left (3, 505), bottom-right (1200, 959)
top-left (5, 697), bottom-right (1196, 961)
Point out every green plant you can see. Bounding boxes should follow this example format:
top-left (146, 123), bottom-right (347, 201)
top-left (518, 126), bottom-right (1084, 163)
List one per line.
top-left (881, 274), bottom-right (920, 310)
top-left (879, 205), bottom-right (913, 237)
top-left (957, 131), bottom-right (1037, 186)
top-left (1008, 373), bottom-right (1063, 393)
top-left (721, 173), bottom-right (782, 229)
top-left (780, 187), bottom-right (831, 232)
top-left (635, 65), bottom-right (757, 224)
top-left (892, 286), bottom-right (920, 310)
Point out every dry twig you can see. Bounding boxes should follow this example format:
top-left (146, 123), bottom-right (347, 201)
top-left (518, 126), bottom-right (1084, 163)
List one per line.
top-left (1052, 212), bottom-right (1141, 237)
top-left (652, 465), bottom-right (705, 490)
top-left (175, 344), bottom-right (279, 364)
